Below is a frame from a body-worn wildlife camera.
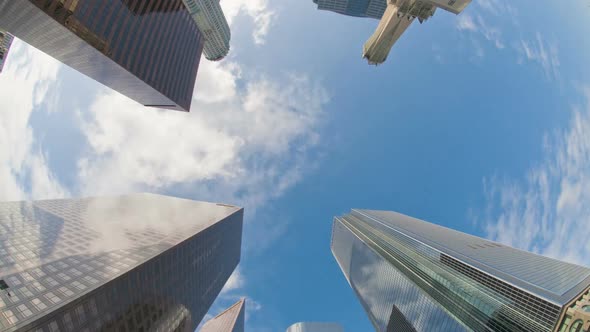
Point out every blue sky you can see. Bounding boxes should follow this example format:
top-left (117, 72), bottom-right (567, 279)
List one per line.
top-left (1, 0), bottom-right (590, 331)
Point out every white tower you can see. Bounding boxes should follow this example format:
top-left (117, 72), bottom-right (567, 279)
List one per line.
top-left (182, 0), bottom-right (231, 61)
top-left (363, 0), bottom-right (471, 65)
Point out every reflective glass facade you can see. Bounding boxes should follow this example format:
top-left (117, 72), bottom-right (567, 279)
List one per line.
top-left (331, 210), bottom-right (590, 332)
top-left (200, 298), bottom-right (245, 332)
top-left (313, 0), bottom-right (387, 19)
top-left (286, 322), bottom-right (344, 332)
top-left (0, 30), bottom-right (14, 73)
top-left (0, 193), bottom-right (243, 332)
top-left (0, 0), bottom-right (204, 111)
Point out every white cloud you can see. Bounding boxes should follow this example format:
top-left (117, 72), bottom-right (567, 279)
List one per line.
top-left (456, 14), bottom-right (504, 50)
top-left (0, 40), bottom-right (68, 201)
top-left (456, 14), bottom-right (477, 32)
top-left (221, 268), bottom-right (245, 294)
top-left (515, 33), bottom-right (560, 81)
top-left (77, 90), bottom-right (242, 194)
top-left (477, 0), bottom-right (518, 21)
top-left (456, 5), bottom-right (560, 80)
top-left (194, 61), bottom-right (241, 103)
top-left (77, 60), bottom-right (329, 215)
top-left (481, 87), bottom-right (590, 266)
top-left (220, 0), bottom-right (275, 45)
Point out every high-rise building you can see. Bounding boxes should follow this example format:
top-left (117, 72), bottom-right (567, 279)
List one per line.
top-left (0, 0), bottom-right (205, 111)
top-left (0, 193), bottom-right (243, 332)
top-left (182, 0), bottom-right (231, 61)
top-left (200, 298), bottom-right (245, 332)
top-left (0, 30), bottom-right (14, 73)
top-left (331, 209), bottom-right (590, 332)
top-left (312, 0), bottom-right (471, 65)
top-left (286, 322), bottom-right (344, 332)
top-left (363, 0), bottom-right (471, 64)
top-left (313, 0), bottom-right (387, 20)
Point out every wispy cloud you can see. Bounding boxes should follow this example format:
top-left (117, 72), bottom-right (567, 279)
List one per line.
top-left (0, 40), bottom-right (68, 201)
top-left (456, 14), bottom-right (477, 32)
top-left (455, 2), bottom-right (559, 81)
top-left (515, 33), bottom-right (561, 81)
top-left (221, 268), bottom-right (245, 295)
top-left (479, 86), bottom-right (590, 266)
top-left (477, 0), bottom-right (518, 21)
top-left (456, 14), bottom-right (504, 51)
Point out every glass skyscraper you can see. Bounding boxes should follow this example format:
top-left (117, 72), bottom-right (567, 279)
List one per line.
top-left (200, 298), bottom-right (245, 332)
top-left (0, 0), bottom-right (205, 111)
top-left (0, 193), bottom-right (243, 332)
top-left (331, 209), bottom-right (590, 332)
top-left (286, 322), bottom-right (344, 332)
top-left (312, 0), bottom-right (387, 19)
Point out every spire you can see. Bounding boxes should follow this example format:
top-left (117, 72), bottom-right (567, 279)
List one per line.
top-left (200, 298), bottom-right (246, 332)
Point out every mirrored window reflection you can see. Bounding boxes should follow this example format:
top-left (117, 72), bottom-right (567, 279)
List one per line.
top-left (0, 195), bottom-right (242, 331)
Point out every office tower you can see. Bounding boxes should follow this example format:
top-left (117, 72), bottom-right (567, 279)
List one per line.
top-left (286, 322), bottom-right (344, 332)
top-left (0, 30), bottom-right (14, 73)
top-left (331, 209), bottom-right (590, 332)
top-left (362, 0), bottom-right (471, 64)
top-left (200, 298), bottom-right (245, 332)
top-left (313, 0), bottom-right (387, 20)
top-left (0, 0), bottom-right (205, 111)
top-left (312, 0), bottom-right (471, 65)
top-left (182, 0), bottom-right (231, 61)
top-left (0, 193), bottom-right (243, 332)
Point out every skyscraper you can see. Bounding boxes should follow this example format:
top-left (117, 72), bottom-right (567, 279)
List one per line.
top-left (286, 322), bottom-right (344, 332)
top-left (182, 0), bottom-right (231, 61)
top-left (0, 30), bottom-right (14, 73)
top-left (312, 0), bottom-right (471, 65)
top-left (0, 193), bottom-right (243, 332)
top-left (0, 0), bottom-right (205, 111)
top-left (200, 298), bottom-right (245, 332)
top-left (313, 0), bottom-right (387, 20)
top-left (331, 209), bottom-right (590, 332)
top-left (362, 0), bottom-right (471, 64)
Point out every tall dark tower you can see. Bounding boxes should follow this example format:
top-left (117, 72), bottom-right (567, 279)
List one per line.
top-left (0, 0), bottom-right (205, 111)
top-left (0, 193), bottom-right (243, 331)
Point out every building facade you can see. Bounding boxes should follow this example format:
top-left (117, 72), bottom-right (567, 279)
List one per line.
top-left (331, 209), bottom-right (590, 332)
top-left (182, 0), bottom-right (231, 61)
top-left (313, 0), bottom-right (387, 19)
top-left (0, 193), bottom-right (243, 332)
top-left (0, 0), bottom-right (205, 111)
top-left (286, 322), bottom-right (344, 332)
top-left (200, 298), bottom-right (245, 332)
top-left (0, 30), bottom-right (14, 73)
top-left (362, 0), bottom-right (471, 64)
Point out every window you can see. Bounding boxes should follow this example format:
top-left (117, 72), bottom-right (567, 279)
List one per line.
top-left (570, 319), bottom-right (584, 332)
top-left (0, 279), bottom-right (8, 290)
